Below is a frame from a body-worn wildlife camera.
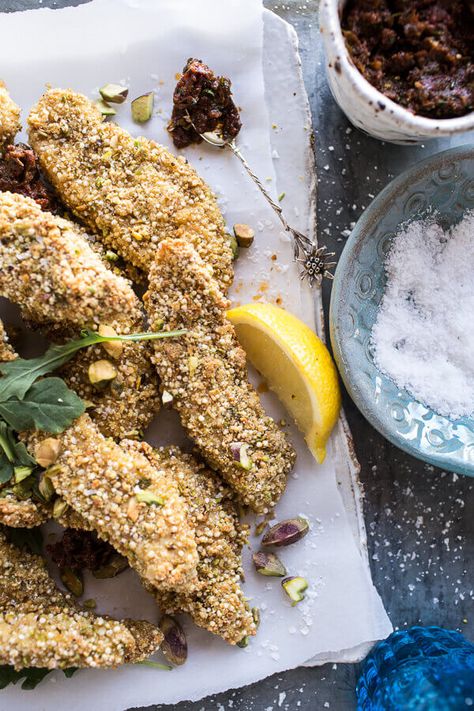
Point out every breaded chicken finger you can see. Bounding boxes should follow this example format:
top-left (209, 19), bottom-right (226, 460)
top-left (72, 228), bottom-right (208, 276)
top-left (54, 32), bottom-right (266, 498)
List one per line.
top-left (0, 531), bottom-right (163, 669)
top-left (0, 83), bottom-right (21, 150)
top-left (28, 88), bottom-right (233, 290)
top-left (28, 414), bottom-right (198, 594)
top-left (144, 239), bottom-right (296, 514)
top-left (123, 441), bottom-right (257, 645)
top-left (0, 191), bottom-right (160, 440)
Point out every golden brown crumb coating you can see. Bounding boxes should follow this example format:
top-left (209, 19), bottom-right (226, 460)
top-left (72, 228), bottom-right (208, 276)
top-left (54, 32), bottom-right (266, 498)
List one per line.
top-left (27, 414), bottom-right (198, 594)
top-left (0, 84), bottom-right (21, 149)
top-left (144, 239), bottom-right (295, 514)
top-left (0, 191), bottom-right (161, 440)
top-left (28, 88), bottom-right (233, 290)
top-left (0, 531), bottom-right (162, 669)
top-left (123, 441), bottom-right (257, 645)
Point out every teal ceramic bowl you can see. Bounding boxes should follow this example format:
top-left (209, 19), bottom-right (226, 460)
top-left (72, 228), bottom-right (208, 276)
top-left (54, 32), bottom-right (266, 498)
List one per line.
top-left (330, 144), bottom-right (474, 476)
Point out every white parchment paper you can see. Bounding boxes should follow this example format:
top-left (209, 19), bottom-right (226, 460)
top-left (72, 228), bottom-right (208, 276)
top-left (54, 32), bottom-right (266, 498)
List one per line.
top-left (0, 1), bottom-right (392, 708)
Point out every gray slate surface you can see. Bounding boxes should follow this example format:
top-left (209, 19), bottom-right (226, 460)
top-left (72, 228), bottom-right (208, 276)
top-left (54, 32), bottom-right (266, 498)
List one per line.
top-left (2, 1), bottom-right (473, 709)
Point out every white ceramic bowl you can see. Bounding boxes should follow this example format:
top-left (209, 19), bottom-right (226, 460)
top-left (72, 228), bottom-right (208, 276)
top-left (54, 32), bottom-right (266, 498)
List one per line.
top-left (319, 0), bottom-right (474, 144)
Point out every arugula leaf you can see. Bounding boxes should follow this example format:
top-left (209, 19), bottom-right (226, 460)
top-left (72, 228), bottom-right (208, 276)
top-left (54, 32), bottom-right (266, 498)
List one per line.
top-left (5, 526), bottom-right (43, 555)
top-left (0, 453), bottom-right (13, 484)
top-left (0, 329), bottom-right (186, 402)
top-left (0, 665), bottom-right (78, 690)
top-left (0, 378), bottom-right (85, 433)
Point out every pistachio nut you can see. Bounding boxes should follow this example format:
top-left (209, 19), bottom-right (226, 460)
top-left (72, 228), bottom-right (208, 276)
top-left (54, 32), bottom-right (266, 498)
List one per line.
top-left (252, 550), bottom-right (287, 577)
top-left (261, 517), bottom-right (309, 547)
top-left (233, 223), bottom-right (255, 248)
top-left (92, 553), bottom-right (129, 579)
top-left (159, 615), bottom-right (188, 666)
top-left (60, 567), bottom-right (84, 597)
top-left (35, 438), bottom-right (61, 468)
top-left (131, 92), bottom-right (154, 122)
top-left (99, 83), bottom-right (129, 104)
top-left (282, 576), bottom-right (308, 605)
top-left (98, 324), bottom-right (124, 359)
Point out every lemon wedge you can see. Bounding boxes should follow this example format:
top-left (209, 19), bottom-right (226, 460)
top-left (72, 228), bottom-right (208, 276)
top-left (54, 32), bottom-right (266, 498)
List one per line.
top-left (227, 303), bottom-right (341, 463)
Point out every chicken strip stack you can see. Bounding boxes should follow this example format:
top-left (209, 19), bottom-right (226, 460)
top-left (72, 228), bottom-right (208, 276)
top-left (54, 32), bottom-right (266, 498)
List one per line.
top-left (28, 89), bottom-right (233, 290)
top-left (144, 239), bottom-right (296, 514)
top-left (0, 83), bottom-right (21, 151)
top-left (123, 441), bottom-right (257, 645)
top-left (0, 531), bottom-right (163, 669)
top-left (0, 319), bottom-right (50, 528)
top-left (0, 191), bottom-right (160, 440)
top-left (28, 414), bottom-right (198, 594)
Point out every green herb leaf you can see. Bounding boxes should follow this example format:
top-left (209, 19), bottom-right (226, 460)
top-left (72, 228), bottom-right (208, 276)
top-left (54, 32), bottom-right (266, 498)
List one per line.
top-left (5, 526), bottom-right (43, 555)
top-left (0, 378), bottom-right (85, 433)
top-left (136, 660), bottom-right (172, 671)
top-left (0, 665), bottom-right (78, 690)
top-left (0, 453), bottom-right (13, 484)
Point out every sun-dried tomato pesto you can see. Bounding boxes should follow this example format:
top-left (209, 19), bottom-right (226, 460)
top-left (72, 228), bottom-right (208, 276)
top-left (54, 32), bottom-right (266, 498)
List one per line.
top-left (0, 143), bottom-right (57, 212)
top-left (48, 529), bottom-right (113, 572)
top-left (168, 58), bottom-right (242, 148)
top-left (342, 0), bottom-right (474, 119)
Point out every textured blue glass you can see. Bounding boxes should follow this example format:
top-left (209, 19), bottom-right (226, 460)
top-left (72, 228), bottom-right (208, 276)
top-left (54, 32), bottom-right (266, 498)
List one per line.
top-left (357, 627), bottom-right (474, 710)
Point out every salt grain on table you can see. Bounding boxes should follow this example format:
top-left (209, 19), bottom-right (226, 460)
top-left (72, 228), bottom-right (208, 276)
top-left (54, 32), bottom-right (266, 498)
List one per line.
top-left (371, 211), bottom-right (474, 419)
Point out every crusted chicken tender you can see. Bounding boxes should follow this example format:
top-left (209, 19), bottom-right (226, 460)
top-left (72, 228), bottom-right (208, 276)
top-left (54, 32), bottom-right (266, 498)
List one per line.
top-left (123, 441), bottom-right (257, 645)
top-left (28, 414), bottom-right (198, 594)
top-left (0, 319), bottom-right (50, 528)
top-left (0, 191), bottom-right (161, 439)
top-left (0, 531), bottom-right (162, 669)
top-left (28, 88), bottom-right (233, 290)
top-left (144, 239), bottom-right (296, 513)
top-left (0, 191), bottom-right (141, 327)
top-left (0, 84), bottom-right (21, 150)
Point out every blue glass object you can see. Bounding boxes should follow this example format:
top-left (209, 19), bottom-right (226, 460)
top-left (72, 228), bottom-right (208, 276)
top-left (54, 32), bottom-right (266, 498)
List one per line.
top-left (357, 626), bottom-right (474, 710)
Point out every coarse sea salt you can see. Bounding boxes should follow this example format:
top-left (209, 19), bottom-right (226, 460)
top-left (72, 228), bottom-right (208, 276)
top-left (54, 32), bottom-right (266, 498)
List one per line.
top-left (371, 211), bottom-right (474, 420)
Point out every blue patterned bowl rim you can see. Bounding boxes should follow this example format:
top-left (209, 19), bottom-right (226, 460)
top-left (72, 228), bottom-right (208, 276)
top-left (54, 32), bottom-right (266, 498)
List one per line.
top-left (330, 144), bottom-right (474, 477)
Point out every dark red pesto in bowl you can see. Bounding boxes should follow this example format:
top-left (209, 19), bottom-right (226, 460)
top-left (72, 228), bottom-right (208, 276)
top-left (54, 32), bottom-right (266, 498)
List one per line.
top-left (341, 0), bottom-right (474, 120)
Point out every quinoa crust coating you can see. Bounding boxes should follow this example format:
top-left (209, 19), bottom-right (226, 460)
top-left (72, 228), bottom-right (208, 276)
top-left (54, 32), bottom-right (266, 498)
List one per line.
top-left (0, 531), bottom-right (163, 669)
top-left (123, 441), bottom-right (257, 645)
top-left (0, 319), bottom-right (50, 528)
top-left (0, 191), bottom-right (161, 440)
top-left (28, 414), bottom-right (198, 594)
top-left (28, 88), bottom-right (233, 290)
top-left (144, 239), bottom-right (296, 513)
top-left (0, 84), bottom-right (21, 150)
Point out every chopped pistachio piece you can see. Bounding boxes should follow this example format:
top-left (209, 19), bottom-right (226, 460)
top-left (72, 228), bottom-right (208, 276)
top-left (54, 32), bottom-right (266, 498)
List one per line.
top-left (98, 324), bottom-right (124, 359)
top-left (252, 550), bottom-right (287, 577)
top-left (136, 490), bottom-right (165, 506)
top-left (262, 517), bottom-right (309, 548)
top-left (252, 607), bottom-right (261, 629)
top-left (227, 232), bottom-right (239, 259)
top-left (233, 223), bottom-right (255, 248)
top-left (52, 497), bottom-right (69, 519)
top-left (88, 359), bottom-right (118, 386)
top-left (237, 636), bottom-right (249, 648)
top-left (60, 567), bottom-right (84, 597)
top-left (159, 615), bottom-right (187, 666)
top-left (95, 99), bottom-right (116, 117)
top-left (14, 466), bottom-right (33, 483)
top-left (35, 438), bottom-right (62, 468)
top-left (99, 83), bottom-right (129, 104)
top-left (92, 553), bottom-right (129, 579)
top-left (38, 474), bottom-right (55, 502)
top-left (282, 576), bottom-right (308, 605)
top-left (131, 92), bottom-right (154, 122)
top-left (230, 442), bottom-right (253, 471)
